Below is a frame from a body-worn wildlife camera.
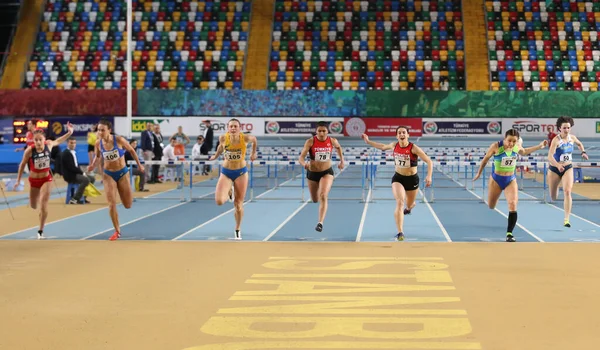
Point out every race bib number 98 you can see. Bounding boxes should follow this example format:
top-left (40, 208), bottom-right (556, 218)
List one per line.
top-left (501, 156), bottom-right (517, 167)
top-left (315, 151), bottom-right (331, 162)
top-left (34, 157), bottom-right (49, 170)
top-left (225, 152), bottom-right (242, 161)
top-left (560, 153), bottom-right (571, 162)
top-left (394, 155), bottom-right (410, 168)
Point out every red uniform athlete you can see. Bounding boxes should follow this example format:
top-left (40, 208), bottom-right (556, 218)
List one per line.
top-left (299, 122), bottom-right (345, 232)
top-left (15, 123), bottom-right (73, 239)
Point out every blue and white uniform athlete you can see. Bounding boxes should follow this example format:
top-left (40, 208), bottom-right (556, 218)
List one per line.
top-left (88, 119), bottom-right (144, 241)
top-left (547, 116), bottom-right (588, 227)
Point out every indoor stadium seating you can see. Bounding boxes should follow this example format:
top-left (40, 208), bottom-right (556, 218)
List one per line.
top-left (268, 0), bottom-right (466, 91)
top-left (486, 0), bottom-right (600, 91)
top-left (24, 0), bottom-right (251, 90)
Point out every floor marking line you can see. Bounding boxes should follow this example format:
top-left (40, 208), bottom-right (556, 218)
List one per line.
top-left (263, 168), bottom-right (346, 241)
top-left (172, 174), bottom-right (300, 241)
top-left (420, 188), bottom-right (452, 242)
top-left (519, 189), bottom-right (600, 229)
top-left (355, 187), bottom-right (372, 242)
top-left (438, 166), bottom-right (544, 242)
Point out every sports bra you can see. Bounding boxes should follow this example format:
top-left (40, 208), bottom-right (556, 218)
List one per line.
top-left (100, 135), bottom-right (126, 162)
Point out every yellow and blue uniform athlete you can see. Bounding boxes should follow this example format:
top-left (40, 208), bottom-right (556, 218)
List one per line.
top-left (221, 132), bottom-right (248, 181)
top-left (549, 134), bottom-right (574, 177)
top-left (100, 134), bottom-right (128, 182)
top-left (491, 140), bottom-right (519, 190)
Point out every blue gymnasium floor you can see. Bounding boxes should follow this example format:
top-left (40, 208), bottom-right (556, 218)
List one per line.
top-left (2, 137), bottom-right (600, 243)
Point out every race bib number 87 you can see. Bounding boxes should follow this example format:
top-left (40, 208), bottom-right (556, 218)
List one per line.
top-left (394, 155), bottom-right (410, 168)
top-left (315, 151), bottom-right (331, 161)
top-left (501, 156), bottom-right (516, 167)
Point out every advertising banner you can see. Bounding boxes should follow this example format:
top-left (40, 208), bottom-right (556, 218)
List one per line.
top-left (422, 119), bottom-right (502, 137)
top-left (344, 117), bottom-right (423, 137)
top-left (122, 117), bottom-right (265, 137)
top-left (501, 118), bottom-right (560, 137)
top-left (264, 118), bottom-right (344, 136)
top-left (48, 116), bottom-right (113, 138)
top-left (0, 118), bottom-right (13, 139)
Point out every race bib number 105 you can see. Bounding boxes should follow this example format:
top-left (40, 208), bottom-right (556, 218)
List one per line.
top-left (225, 152), bottom-right (242, 161)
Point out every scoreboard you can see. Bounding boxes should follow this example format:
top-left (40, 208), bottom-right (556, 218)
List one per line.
top-left (12, 119), bottom-right (49, 143)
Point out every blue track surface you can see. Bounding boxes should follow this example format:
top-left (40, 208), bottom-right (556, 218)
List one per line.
top-left (2, 138), bottom-right (600, 243)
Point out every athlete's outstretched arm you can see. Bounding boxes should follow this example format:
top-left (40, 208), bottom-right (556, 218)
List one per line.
top-left (87, 140), bottom-right (102, 172)
top-left (298, 138), bottom-right (313, 169)
top-left (361, 134), bottom-right (394, 150)
top-left (119, 136), bottom-right (145, 172)
top-left (519, 139), bottom-right (547, 156)
top-left (473, 142), bottom-right (498, 181)
top-left (15, 147), bottom-right (32, 187)
top-left (412, 144), bottom-right (433, 187)
top-left (331, 137), bottom-right (345, 169)
top-left (209, 135), bottom-right (225, 161)
top-left (47, 122), bottom-right (74, 151)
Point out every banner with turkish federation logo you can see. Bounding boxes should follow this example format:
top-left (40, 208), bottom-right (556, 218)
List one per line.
top-left (264, 118), bottom-right (344, 136)
top-left (344, 117), bottom-right (423, 137)
top-left (422, 119), bottom-right (502, 137)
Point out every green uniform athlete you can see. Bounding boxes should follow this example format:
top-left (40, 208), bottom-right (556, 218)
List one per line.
top-left (474, 129), bottom-right (547, 242)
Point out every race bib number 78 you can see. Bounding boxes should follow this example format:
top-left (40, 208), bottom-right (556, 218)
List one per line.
top-left (315, 151), bottom-right (331, 161)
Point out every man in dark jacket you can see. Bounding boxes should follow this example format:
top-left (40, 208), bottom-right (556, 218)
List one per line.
top-left (61, 137), bottom-right (95, 204)
top-left (201, 119), bottom-right (214, 174)
top-left (149, 123), bottom-right (164, 183)
top-left (125, 139), bottom-right (149, 191)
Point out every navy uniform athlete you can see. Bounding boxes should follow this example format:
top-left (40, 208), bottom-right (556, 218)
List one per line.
top-left (547, 116), bottom-right (588, 227)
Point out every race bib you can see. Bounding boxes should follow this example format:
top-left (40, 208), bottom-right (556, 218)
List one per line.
top-left (315, 151), bottom-right (331, 162)
top-left (394, 154), bottom-right (410, 168)
top-left (501, 156), bottom-right (517, 167)
top-left (103, 149), bottom-right (120, 162)
top-left (560, 153), bottom-right (571, 162)
top-left (34, 156), bottom-right (50, 170)
top-left (225, 151), bottom-right (242, 161)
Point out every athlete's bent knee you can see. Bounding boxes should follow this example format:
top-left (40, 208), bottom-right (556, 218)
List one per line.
top-left (318, 192), bottom-right (328, 202)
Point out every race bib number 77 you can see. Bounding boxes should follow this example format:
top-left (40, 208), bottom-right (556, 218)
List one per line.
top-left (394, 155), bottom-right (410, 168)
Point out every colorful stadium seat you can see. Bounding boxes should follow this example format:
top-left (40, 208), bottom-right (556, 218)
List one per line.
top-left (268, 0), bottom-right (465, 91)
top-left (486, 0), bottom-right (600, 91)
top-left (24, 0), bottom-right (251, 90)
